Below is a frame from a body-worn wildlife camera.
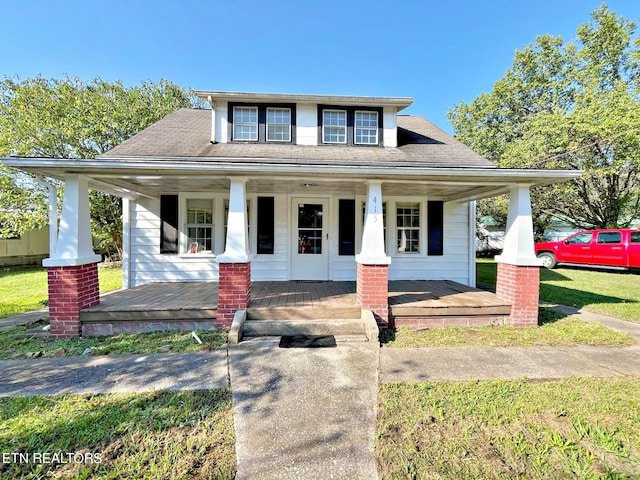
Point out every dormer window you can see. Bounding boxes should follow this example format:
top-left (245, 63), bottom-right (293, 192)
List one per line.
top-left (323, 110), bottom-right (347, 144)
top-left (267, 108), bottom-right (291, 142)
top-left (355, 111), bottom-right (378, 145)
top-left (229, 103), bottom-right (295, 143)
top-left (233, 107), bottom-right (258, 141)
top-left (319, 106), bottom-right (382, 146)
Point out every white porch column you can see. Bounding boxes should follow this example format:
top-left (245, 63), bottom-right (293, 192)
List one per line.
top-left (216, 177), bottom-right (251, 326)
top-left (356, 181), bottom-right (390, 265)
top-left (495, 184), bottom-right (543, 266)
top-left (42, 174), bottom-right (101, 338)
top-left (43, 174), bottom-right (101, 267)
top-left (495, 184), bottom-right (542, 327)
top-left (217, 177), bottom-right (250, 263)
top-left (356, 181), bottom-right (391, 325)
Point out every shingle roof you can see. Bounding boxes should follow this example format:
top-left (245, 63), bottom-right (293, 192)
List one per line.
top-left (99, 108), bottom-right (494, 168)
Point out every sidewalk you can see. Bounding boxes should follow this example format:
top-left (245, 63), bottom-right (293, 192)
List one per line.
top-left (0, 351), bottom-right (229, 397)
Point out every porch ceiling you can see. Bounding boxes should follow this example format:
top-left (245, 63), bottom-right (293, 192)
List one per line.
top-left (3, 157), bottom-right (581, 202)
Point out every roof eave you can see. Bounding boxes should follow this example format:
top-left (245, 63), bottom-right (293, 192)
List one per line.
top-left (2, 156), bottom-right (582, 186)
top-left (194, 90), bottom-right (414, 111)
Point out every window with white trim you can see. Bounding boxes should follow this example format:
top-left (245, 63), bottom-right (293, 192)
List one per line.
top-left (266, 108), bottom-right (291, 142)
top-left (396, 202), bottom-right (420, 253)
top-left (186, 198), bottom-right (214, 253)
top-left (233, 106), bottom-right (258, 141)
top-left (323, 110), bottom-right (347, 144)
top-left (355, 111), bottom-right (378, 145)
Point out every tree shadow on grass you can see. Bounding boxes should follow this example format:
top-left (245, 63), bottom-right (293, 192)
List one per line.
top-left (0, 389), bottom-right (235, 479)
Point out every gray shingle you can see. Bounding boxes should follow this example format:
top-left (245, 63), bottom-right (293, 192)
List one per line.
top-left (99, 108), bottom-right (494, 168)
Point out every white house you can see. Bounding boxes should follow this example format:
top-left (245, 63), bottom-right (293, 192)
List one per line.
top-left (3, 91), bottom-right (580, 337)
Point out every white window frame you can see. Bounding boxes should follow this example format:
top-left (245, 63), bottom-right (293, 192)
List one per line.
top-left (184, 197), bottom-right (215, 254)
top-left (395, 201), bottom-right (421, 254)
top-left (322, 109), bottom-right (347, 144)
top-left (233, 106), bottom-right (258, 141)
top-left (354, 110), bottom-right (378, 145)
top-left (266, 107), bottom-right (291, 142)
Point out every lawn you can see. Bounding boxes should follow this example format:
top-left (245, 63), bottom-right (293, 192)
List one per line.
top-left (0, 389), bottom-right (236, 479)
top-left (383, 314), bottom-right (634, 348)
top-left (0, 326), bottom-right (229, 359)
top-left (477, 259), bottom-right (640, 323)
top-left (377, 378), bottom-right (640, 479)
top-left (0, 264), bottom-right (122, 319)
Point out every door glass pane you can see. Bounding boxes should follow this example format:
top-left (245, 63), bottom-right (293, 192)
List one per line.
top-left (597, 232), bottom-right (621, 244)
top-left (298, 230), bottom-right (322, 254)
top-left (298, 204), bottom-right (323, 228)
top-left (566, 233), bottom-right (593, 245)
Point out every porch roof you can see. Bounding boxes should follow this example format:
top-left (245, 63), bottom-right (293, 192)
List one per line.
top-left (3, 155), bottom-right (580, 202)
top-left (3, 155), bottom-right (581, 202)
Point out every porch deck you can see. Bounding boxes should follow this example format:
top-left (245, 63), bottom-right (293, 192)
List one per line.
top-left (81, 280), bottom-right (510, 333)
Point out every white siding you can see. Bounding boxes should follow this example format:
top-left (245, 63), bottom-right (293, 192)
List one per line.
top-left (215, 101), bottom-right (228, 143)
top-left (389, 201), bottom-right (471, 284)
top-left (129, 198), bottom-right (218, 286)
top-left (296, 103), bottom-right (318, 146)
top-left (128, 194), bottom-right (473, 286)
top-left (383, 107), bottom-right (397, 148)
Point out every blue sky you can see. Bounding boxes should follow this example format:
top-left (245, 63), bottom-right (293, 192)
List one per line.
top-left (1, 0), bottom-right (639, 132)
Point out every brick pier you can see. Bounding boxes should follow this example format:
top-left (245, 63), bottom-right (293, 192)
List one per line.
top-left (356, 263), bottom-right (389, 325)
top-left (217, 262), bottom-right (251, 327)
top-left (47, 263), bottom-right (100, 337)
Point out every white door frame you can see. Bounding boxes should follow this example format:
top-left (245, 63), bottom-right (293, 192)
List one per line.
top-left (290, 197), bottom-right (330, 280)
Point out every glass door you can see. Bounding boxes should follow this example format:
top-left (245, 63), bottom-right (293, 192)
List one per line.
top-left (291, 198), bottom-right (329, 280)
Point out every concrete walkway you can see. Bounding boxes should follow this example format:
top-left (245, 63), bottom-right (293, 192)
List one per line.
top-left (0, 352), bottom-right (228, 397)
top-left (229, 337), bottom-right (379, 480)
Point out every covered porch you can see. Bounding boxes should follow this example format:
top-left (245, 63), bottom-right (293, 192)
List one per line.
top-left (80, 280), bottom-right (511, 336)
top-left (3, 154), bottom-right (580, 337)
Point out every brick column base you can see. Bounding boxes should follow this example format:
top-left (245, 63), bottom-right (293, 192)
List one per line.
top-left (496, 262), bottom-right (540, 326)
top-left (357, 263), bottom-right (389, 325)
top-left (218, 262), bottom-right (251, 327)
top-left (47, 263), bottom-right (100, 338)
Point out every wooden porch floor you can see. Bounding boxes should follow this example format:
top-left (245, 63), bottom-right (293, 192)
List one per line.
top-left (389, 280), bottom-right (511, 317)
top-left (82, 280), bottom-right (509, 323)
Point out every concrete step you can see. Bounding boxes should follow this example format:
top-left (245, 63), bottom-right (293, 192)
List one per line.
top-left (243, 318), bottom-right (366, 337)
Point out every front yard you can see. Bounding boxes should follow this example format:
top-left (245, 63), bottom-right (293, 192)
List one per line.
top-left (2, 262), bottom-right (640, 479)
top-left (477, 259), bottom-right (640, 323)
top-left (377, 377), bottom-right (640, 479)
top-left (0, 264), bottom-right (122, 319)
top-left (0, 390), bottom-right (236, 480)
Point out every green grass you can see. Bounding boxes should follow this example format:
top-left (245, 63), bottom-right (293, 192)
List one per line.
top-left (477, 259), bottom-right (640, 323)
top-left (0, 327), bottom-right (229, 359)
top-left (377, 378), bottom-right (640, 479)
top-left (382, 312), bottom-right (635, 348)
top-left (0, 264), bottom-right (122, 319)
top-left (0, 389), bottom-right (236, 479)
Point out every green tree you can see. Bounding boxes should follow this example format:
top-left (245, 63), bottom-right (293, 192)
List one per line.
top-left (448, 5), bottom-right (640, 232)
top-left (0, 76), bottom-right (198, 255)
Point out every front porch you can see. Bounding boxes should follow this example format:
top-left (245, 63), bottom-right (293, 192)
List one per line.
top-left (80, 280), bottom-right (512, 336)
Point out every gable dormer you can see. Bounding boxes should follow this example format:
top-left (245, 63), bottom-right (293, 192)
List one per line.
top-left (195, 91), bottom-right (413, 148)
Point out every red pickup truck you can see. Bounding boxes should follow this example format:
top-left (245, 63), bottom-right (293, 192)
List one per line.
top-left (535, 229), bottom-right (640, 269)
